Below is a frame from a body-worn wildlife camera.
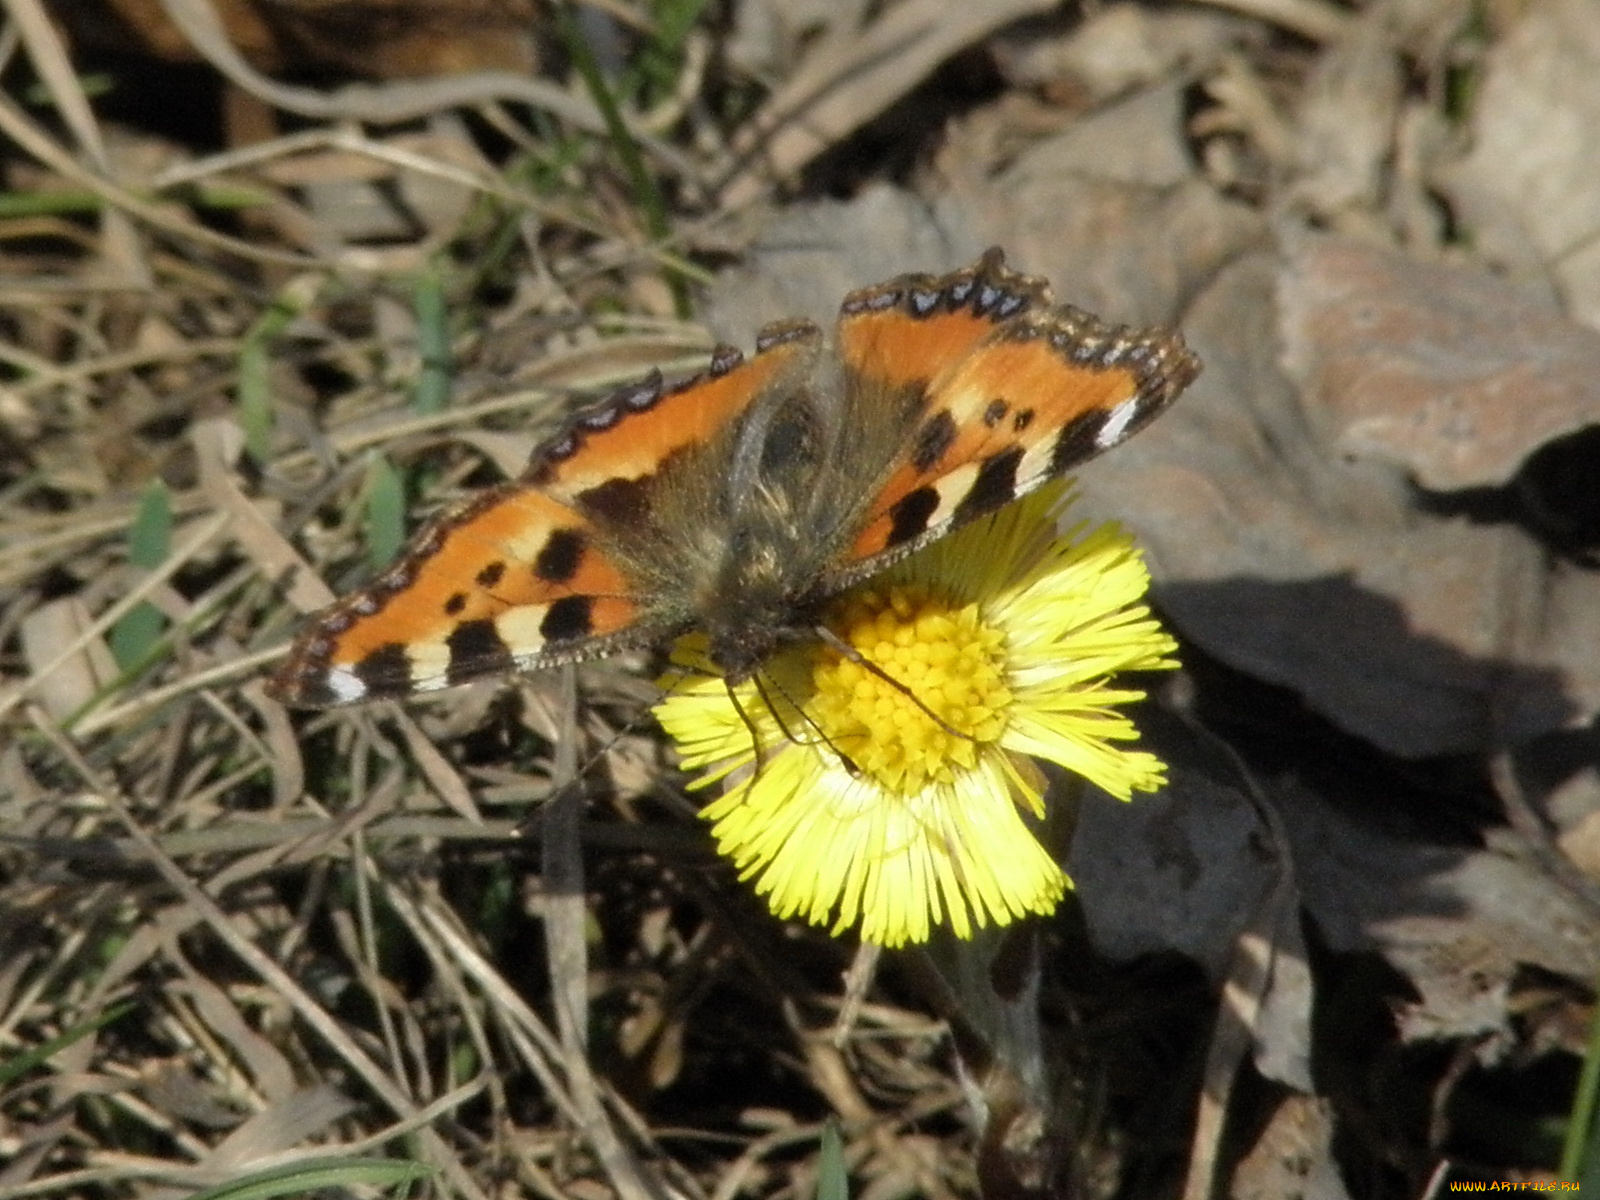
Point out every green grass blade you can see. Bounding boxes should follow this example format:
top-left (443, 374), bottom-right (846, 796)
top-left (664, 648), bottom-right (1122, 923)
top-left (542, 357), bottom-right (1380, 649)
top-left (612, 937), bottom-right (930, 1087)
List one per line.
top-left (365, 454), bottom-right (407, 571)
top-left (0, 1002), bottom-right (134, 1088)
top-left (1561, 971), bottom-right (1600, 1182)
top-left (816, 1120), bottom-right (849, 1200)
top-left (126, 479), bottom-right (172, 570)
top-left (110, 480), bottom-right (172, 671)
top-left (626, 0), bottom-right (711, 104)
top-left (412, 262), bottom-right (452, 414)
top-left (182, 1156), bottom-right (432, 1200)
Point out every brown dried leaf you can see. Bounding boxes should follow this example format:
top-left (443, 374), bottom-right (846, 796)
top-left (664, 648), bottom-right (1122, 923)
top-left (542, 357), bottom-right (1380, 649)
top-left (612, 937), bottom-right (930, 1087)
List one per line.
top-left (1439, 0), bottom-right (1600, 329)
top-left (56, 0), bottom-right (542, 76)
top-left (720, 0), bottom-right (1059, 206)
top-left (1281, 781), bottom-right (1600, 1036)
top-left (1286, 10), bottom-right (1403, 222)
top-left (1279, 236), bottom-right (1600, 490)
top-left (993, 3), bottom-right (1256, 108)
top-left (19, 597), bottom-right (122, 721)
top-left (1073, 719), bottom-right (1600, 1086)
top-left (1071, 710), bottom-right (1317, 1097)
top-left (705, 91), bottom-right (1262, 342)
top-left (1230, 1094), bottom-right (1350, 1200)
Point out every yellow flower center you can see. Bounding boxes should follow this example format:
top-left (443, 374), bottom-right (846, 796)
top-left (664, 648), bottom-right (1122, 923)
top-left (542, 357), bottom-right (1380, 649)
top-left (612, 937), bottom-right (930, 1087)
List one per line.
top-left (808, 583), bottom-right (1012, 794)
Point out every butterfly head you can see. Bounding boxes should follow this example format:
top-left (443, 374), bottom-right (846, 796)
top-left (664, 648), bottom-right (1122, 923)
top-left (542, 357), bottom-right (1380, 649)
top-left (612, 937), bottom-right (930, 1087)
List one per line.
top-left (699, 576), bottom-right (822, 686)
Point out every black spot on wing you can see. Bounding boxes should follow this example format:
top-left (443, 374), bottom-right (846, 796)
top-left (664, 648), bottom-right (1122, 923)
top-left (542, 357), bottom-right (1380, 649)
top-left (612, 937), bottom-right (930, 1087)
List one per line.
top-left (534, 528), bottom-right (585, 583)
top-left (355, 642), bottom-right (413, 696)
top-left (911, 410), bottom-right (958, 472)
top-left (446, 619), bottom-right (513, 685)
top-left (1049, 408), bottom-right (1116, 474)
top-left (885, 487), bottom-right (941, 547)
top-left (982, 399), bottom-right (1008, 428)
top-left (444, 592), bottom-right (467, 616)
top-left (954, 447), bottom-right (1023, 524)
top-left (477, 561), bottom-right (505, 588)
top-left (541, 595), bottom-right (594, 643)
top-left (576, 476), bottom-right (649, 527)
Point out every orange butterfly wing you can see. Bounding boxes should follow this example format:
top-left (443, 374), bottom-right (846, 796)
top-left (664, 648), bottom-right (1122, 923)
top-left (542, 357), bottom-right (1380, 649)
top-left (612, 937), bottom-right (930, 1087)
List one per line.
top-left (268, 332), bottom-right (819, 706)
top-left (834, 248), bottom-right (1051, 394)
top-left (269, 249), bottom-right (1198, 707)
top-left (831, 254), bottom-right (1200, 574)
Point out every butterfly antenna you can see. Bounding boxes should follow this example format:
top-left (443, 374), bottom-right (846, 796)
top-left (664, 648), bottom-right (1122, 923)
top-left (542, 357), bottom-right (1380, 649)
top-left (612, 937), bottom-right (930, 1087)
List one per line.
top-left (750, 667), bottom-right (862, 776)
top-left (813, 625), bottom-right (977, 743)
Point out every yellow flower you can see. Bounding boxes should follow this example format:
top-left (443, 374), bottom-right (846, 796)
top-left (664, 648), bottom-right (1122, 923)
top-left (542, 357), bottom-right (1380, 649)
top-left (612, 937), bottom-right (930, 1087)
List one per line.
top-left (655, 480), bottom-right (1178, 948)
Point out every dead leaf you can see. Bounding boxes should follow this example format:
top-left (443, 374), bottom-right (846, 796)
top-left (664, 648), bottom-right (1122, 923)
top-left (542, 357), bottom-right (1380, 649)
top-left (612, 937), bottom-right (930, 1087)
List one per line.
top-left (1230, 1094), bottom-right (1351, 1200)
top-left (1286, 9), bottom-right (1403, 223)
top-left (19, 597), bottom-right (121, 721)
top-left (720, 0), bottom-right (1059, 206)
top-left (1439, 0), bottom-right (1600, 330)
top-left (993, 3), bottom-right (1258, 109)
top-left (1278, 235), bottom-right (1600, 490)
top-left (1280, 780), bottom-right (1600, 1035)
top-left (54, 0), bottom-right (542, 76)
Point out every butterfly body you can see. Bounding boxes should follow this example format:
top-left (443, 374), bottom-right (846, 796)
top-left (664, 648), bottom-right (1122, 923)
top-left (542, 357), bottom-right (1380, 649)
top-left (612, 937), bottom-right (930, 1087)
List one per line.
top-left (269, 249), bottom-right (1201, 707)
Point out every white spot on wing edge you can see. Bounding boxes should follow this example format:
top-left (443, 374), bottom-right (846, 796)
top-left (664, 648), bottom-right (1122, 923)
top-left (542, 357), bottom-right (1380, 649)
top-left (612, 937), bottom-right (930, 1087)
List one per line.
top-left (1095, 397), bottom-right (1140, 448)
top-left (326, 666), bottom-right (367, 704)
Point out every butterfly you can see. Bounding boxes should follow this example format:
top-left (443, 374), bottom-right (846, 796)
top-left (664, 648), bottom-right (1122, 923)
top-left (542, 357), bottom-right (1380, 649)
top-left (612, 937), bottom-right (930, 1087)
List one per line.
top-left (268, 248), bottom-right (1201, 708)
